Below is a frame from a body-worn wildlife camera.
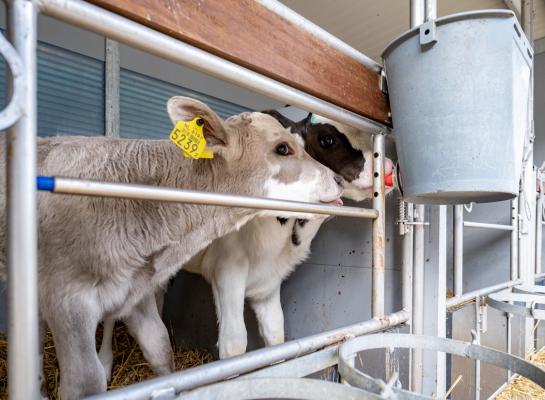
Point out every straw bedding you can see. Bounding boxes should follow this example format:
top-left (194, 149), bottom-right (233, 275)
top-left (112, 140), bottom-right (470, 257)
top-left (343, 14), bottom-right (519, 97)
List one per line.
top-left (0, 321), bottom-right (212, 399)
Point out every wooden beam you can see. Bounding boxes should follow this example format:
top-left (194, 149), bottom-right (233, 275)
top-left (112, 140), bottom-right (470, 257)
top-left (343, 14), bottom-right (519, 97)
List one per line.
top-left (87, 0), bottom-right (391, 125)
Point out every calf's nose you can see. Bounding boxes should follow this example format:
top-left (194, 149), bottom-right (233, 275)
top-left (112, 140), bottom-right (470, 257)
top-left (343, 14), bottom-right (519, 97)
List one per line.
top-left (334, 174), bottom-right (344, 188)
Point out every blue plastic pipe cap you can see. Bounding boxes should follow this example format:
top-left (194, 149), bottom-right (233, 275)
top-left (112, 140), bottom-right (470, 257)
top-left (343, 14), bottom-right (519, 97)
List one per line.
top-left (37, 176), bottom-right (55, 192)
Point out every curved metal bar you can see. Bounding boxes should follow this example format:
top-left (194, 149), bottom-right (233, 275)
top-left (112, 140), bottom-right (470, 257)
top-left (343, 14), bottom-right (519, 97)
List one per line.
top-left (177, 378), bottom-right (384, 400)
top-left (513, 284), bottom-right (545, 295)
top-left (0, 31), bottom-right (25, 130)
top-left (488, 290), bottom-right (545, 320)
top-left (338, 334), bottom-right (545, 400)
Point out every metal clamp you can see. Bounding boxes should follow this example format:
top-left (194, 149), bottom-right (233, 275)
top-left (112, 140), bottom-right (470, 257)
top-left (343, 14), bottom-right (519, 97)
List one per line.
top-left (0, 32), bottom-right (25, 130)
top-left (419, 20), bottom-right (437, 47)
top-left (338, 334), bottom-right (545, 400)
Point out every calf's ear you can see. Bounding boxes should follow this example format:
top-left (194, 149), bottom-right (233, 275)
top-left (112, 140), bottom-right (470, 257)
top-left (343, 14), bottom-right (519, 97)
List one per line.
top-left (167, 96), bottom-right (228, 150)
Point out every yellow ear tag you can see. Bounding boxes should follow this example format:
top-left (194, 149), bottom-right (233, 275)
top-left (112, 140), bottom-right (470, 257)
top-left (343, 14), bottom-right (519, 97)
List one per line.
top-left (169, 116), bottom-right (214, 159)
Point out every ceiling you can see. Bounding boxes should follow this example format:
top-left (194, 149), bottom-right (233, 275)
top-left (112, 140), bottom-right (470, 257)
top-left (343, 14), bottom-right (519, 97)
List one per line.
top-left (280, 0), bottom-right (545, 62)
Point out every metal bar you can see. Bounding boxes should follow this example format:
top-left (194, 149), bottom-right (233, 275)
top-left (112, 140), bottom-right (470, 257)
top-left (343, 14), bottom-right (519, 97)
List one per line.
top-left (255, 0), bottom-right (381, 72)
top-left (40, 177), bottom-right (378, 219)
top-left (6, 1), bottom-right (40, 399)
top-left (240, 347), bottom-right (338, 380)
top-left (104, 38), bottom-right (120, 138)
top-left (410, 0), bottom-right (425, 28)
top-left (446, 279), bottom-right (523, 310)
top-left (454, 205), bottom-right (464, 297)
top-left (86, 311), bottom-right (409, 400)
top-left (424, 0), bottom-right (437, 21)
top-left (412, 204), bottom-right (425, 393)
top-left (463, 221), bottom-right (514, 231)
top-left (37, 0), bottom-right (388, 133)
top-left (402, 203), bottom-right (414, 317)
top-left (511, 199), bottom-right (519, 281)
top-left (475, 296), bottom-right (481, 400)
top-left (535, 272), bottom-right (545, 280)
top-left (536, 189), bottom-right (543, 274)
top-left (372, 133), bottom-right (386, 318)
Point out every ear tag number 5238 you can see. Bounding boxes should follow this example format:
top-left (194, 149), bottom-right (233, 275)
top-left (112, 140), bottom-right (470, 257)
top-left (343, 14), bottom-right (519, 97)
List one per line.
top-left (169, 116), bottom-right (213, 159)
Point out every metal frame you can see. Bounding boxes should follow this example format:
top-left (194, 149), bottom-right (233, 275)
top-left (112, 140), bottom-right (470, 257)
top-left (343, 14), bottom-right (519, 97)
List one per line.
top-left (3, 0), bottom-right (540, 398)
top-left (3, 0), bottom-right (408, 399)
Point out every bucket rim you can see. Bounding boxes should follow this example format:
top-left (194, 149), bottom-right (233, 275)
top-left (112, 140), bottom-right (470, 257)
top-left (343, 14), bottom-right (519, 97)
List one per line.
top-left (381, 9), bottom-right (515, 60)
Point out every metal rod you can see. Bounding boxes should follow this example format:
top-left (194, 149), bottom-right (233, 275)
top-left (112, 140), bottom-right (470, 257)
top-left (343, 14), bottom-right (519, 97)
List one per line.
top-left (410, 0), bottom-right (425, 28)
top-left (401, 202), bottom-right (414, 389)
top-left (536, 189), bottom-right (543, 274)
top-left (511, 199), bottom-right (519, 281)
top-left (454, 205), bottom-right (464, 297)
top-left (372, 133), bottom-right (386, 318)
top-left (463, 221), bottom-right (514, 231)
top-left (86, 311), bottom-right (410, 400)
top-left (475, 296), bottom-right (481, 400)
top-left (37, 0), bottom-right (388, 134)
top-left (412, 204), bottom-right (425, 392)
top-left (6, 1), bottom-right (40, 399)
top-left (424, 0), bottom-right (437, 21)
top-left (104, 38), bottom-right (120, 138)
top-left (446, 279), bottom-right (523, 310)
top-left (255, 0), bottom-right (381, 72)
top-left (402, 203), bottom-right (414, 317)
top-left (535, 272), bottom-right (545, 280)
top-left (42, 177), bottom-right (379, 219)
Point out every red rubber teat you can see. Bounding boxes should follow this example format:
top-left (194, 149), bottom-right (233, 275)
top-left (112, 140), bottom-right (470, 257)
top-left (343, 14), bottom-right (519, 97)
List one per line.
top-left (385, 173), bottom-right (393, 187)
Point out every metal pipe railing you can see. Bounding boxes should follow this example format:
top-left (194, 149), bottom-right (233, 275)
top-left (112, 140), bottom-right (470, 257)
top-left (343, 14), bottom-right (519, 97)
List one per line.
top-left (454, 205), bottom-right (464, 297)
top-left (38, 177), bottom-right (378, 219)
top-left (536, 189), bottom-right (543, 274)
top-left (6, 1), bottom-right (41, 399)
top-left (255, 0), bottom-right (381, 72)
top-left (372, 133), bottom-right (386, 318)
top-left (446, 279), bottom-right (523, 310)
top-left (87, 310), bottom-right (410, 400)
top-left (463, 221), bottom-right (514, 231)
top-left (37, 0), bottom-right (387, 134)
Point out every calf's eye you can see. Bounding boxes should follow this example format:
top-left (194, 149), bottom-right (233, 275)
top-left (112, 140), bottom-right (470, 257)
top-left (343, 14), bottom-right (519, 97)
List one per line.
top-left (320, 135), bottom-right (336, 148)
top-left (275, 143), bottom-right (291, 156)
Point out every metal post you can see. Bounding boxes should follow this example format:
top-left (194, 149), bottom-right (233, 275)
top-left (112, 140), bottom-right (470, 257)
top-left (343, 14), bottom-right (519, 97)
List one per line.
top-left (536, 187), bottom-right (543, 274)
top-left (409, 0), bottom-right (428, 393)
top-left (412, 204), bottom-right (425, 392)
top-left (105, 38), bottom-right (120, 138)
top-left (475, 296), bottom-right (481, 400)
top-left (424, 0), bottom-right (437, 21)
top-left (401, 202), bottom-right (414, 388)
top-left (6, 1), bottom-right (40, 399)
top-left (454, 205), bottom-right (464, 297)
top-left (372, 132), bottom-right (386, 319)
top-left (511, 199), bottom-right (519, 281)
top-left (519, 0), bottom-right (536, 355)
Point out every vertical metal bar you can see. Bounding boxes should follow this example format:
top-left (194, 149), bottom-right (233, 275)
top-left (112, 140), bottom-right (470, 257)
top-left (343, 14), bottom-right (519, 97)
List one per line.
top-left (511, 199), bottom-right (519, 281)
top-left (402, 203), bottom-right (414, 389)
top-left (105, 38), bottom-right (120, 138)
top-left (475, 296), bottom-right (481, 400)
top-left (410, 0), bottom-right (425, 29)
top-left (519, 0), bottom-right (536, 355)
top-left (409, 0), bottom-right (427, 392)
top-left (424, 0), bottom-right (437, 21)
top-left (372, 133), bottom-right (386, 319)
top-left (372, 133), bottom-right (387, 380)
top-left (536, 188), bottom-right (543, 274)
top-left (454, 205), bottom-right (464, 297)
top-left (6, 1), bottom-right (40, 399)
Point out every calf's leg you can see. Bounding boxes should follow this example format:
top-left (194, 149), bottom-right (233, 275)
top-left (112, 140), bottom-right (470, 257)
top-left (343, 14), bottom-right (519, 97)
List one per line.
top-left (124, 293), bottom-right (174, 376)
top-left (48, 298), bottom-right (106, 400)
top-left (98, 317), bottom-right (115, 382)
top-left (250, 286), bottom-right (285, 346)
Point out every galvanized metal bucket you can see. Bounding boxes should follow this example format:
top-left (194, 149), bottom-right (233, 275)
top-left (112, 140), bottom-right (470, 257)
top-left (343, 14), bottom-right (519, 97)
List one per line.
top-left (382, 10), bottom-right (533, 204)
